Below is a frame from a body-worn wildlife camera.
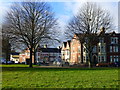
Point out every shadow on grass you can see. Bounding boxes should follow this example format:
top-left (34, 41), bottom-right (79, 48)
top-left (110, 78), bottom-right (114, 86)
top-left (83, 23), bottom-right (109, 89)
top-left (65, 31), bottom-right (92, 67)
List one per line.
top-left (1, 66), bottom-right (119, 72)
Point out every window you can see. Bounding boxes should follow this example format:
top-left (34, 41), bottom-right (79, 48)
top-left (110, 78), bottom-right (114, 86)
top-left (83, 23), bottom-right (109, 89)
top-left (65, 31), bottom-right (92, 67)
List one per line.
top-left (98, 46), bottom-right (100, 52)
top-left (112, 46), bottom-right (119, 52)
top-left (113, 55), bottom-right (119, 62)
top-left (101, 46), bottom-right (103, 51)
top-left (110, 46), bottom-right (112, 52)
top-left (113, 46), bottom-right (115, 52)
top-left (115, 37), bottom-right (118, 44)
top-left (102, 56), bottom-right (104, 62)
top-left (115, 46), bottom-right (118, 52)
top-left (83, 56), bottom-right (85, 61)
top-left (116, 56), bottom-right (119, 62)
top-left (38, 52), bottom-right (40, 56)
top-left (99, 37), bottom-right (104, 43)
top-left (93, 46), bottom-right (96, 53)
top-left (86, 56), bottom-right (88, 61)
top-left (78, 46), bottom-right (81, 53)
top-left (111, 38), bottom-right (113, 44)
top-left (114, 56), bottom-right (116, 62)
top-left (104, 56), bottom-right (106, 62)
top-left (78, 55), bottom-right (81, 61)
top-left (111, 37), bottom-right (118, 44)
top-left (67, 50), bottom-right (69, 55)
top-left (98, 56), bottom-right (100, 62)
top-left (110, 56), bottom-right (113, 62)
top-left (103, 46), bottom-right (105, 52)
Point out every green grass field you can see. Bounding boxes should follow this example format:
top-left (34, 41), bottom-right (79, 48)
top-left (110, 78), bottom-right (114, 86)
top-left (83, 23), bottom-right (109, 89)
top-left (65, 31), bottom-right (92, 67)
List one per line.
top-left (1, 64), bottom-right (120, 89)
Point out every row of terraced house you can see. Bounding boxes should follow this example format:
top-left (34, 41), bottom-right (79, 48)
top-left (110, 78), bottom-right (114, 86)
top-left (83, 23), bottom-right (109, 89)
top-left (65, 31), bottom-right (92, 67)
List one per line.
top-left (61, 28), bottom-right (120, 65)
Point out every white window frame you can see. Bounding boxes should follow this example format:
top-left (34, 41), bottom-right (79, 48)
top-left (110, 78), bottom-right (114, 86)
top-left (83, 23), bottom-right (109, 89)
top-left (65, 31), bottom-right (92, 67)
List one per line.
top-left (78, 46), bottom-right (81, 53)
top-left (110, 46), bottom-right (112, 52)
top-left (113, 55), bottom-right (116, 62)
top-left (98, 56), bottom-right (101, 62)
top-left (110, 56), bottom-right (113, 62)
top-left (115, 46), bottom-right (118, 52)
top-left (111, 37), bottom-right (118, 44)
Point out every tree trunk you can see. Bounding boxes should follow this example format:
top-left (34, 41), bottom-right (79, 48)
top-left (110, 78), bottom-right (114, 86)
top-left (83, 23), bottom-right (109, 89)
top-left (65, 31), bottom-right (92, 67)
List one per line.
top-left (5, 41), bottom-right (10, 65)
top-left (29, 48), bottom-right (33, 68)
top-left (88, 50), bottom-right (92, 68)
top-left (88, 53), bottom-right (91, 68)
top-left (34, 50), bottom-right (36, 65)
top-left (5, 49), bottom-right (10, 64)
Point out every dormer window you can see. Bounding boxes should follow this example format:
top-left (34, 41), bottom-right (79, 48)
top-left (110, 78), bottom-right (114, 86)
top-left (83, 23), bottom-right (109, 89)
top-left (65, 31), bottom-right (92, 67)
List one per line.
top-left (93, 46), bottom-right (97, 53)
top-left (99, 37), bottom-right (104, 43)
top-left (111, 37), bottom-right (118, 44)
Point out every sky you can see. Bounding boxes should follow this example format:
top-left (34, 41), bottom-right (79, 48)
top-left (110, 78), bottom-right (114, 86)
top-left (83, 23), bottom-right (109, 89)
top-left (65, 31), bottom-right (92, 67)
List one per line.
top-left (0, 0), bottom-right (119, 44)
top-left (50, 2), bottom-right (119, 34)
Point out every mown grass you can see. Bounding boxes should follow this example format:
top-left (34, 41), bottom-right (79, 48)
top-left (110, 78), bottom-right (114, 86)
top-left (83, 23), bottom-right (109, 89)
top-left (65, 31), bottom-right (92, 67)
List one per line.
top-left (0, 64), bottom-right (39, 67)
top-left (1, 64), bottom-right (120, 89)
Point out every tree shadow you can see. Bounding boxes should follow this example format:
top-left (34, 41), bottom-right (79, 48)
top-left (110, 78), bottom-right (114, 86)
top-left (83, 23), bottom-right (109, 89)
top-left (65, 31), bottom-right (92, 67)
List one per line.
top-left (1, 67), bottom-right (119, 72)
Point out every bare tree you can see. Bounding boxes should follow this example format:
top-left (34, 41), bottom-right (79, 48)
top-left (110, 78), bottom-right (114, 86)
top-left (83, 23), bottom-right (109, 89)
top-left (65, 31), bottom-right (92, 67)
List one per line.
top-left (3, 2), bottom-right (58, 67)
top-left (66, 2), bottom-right (113, 68)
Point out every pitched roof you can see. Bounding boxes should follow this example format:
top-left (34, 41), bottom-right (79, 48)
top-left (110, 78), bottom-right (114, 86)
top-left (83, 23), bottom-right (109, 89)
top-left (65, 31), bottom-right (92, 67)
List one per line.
top-left (67, 40), bottom-right (71, 47)
top-left (63, 42), bottom-right (67, 48)
top-left (38, 48), bottom-right (61, 53)
top-left (11, 53), bottom-right (19, 55)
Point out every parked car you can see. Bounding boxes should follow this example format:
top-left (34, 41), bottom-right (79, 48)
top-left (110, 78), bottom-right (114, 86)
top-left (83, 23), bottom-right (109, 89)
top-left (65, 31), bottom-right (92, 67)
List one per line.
top-left (109, 62), bottom-right (120, 67)
top-left (115, 62), bottom-right (120, 67)
top-left (0, 59), bottom-right (6, 64)
top-left (0, 61), bottom-right (6, 64)
top-left (7, 61), bottom-right (15, 64)
top-left (96, 62), bottom-right (120, 67)
top-left (53, 60), bottom-right (62, 66)
top-left (21, 62), bottom-right (26, 64)
top-left (96, 63), bottom-right (110, 67)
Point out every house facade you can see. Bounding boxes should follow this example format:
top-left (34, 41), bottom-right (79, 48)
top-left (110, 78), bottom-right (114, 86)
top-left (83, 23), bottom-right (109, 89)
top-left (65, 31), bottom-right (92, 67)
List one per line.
top-left (36, 47), bottom-right (61, 64)
top-left (61, 41), bottom-right (71, 63)
top-left (10, 53), bottom-right (19, 63)
top-left (105, 32), bottom-right (120, 63)
top-left (70, 35), bottom-right (82, 65)
top-left (19, 48), bottom-right (34, 64)
top-left (61, 30), bottom-right (120, 65)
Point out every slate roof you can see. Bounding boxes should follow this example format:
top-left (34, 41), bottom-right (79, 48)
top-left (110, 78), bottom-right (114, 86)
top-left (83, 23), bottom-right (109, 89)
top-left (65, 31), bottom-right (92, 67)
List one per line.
top-left (11, 53), bottom-right (19, 55)
top-left (68, 40), bottom-right (71, 47)
top-left (38, 48), bottom-right (61, 53)
top-left (63, 42), bottom-right (67, 48)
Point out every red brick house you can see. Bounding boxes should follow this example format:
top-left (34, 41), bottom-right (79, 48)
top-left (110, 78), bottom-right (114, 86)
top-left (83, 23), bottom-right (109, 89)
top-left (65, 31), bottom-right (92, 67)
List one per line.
top-left (19, 48), bottom-right (34, 64)
top-left (70, 35), bottom-right (82, 65)
top-left (61, 29), bottom-right (120, 65)
top-left (105, 31), bottom-right (120, 63)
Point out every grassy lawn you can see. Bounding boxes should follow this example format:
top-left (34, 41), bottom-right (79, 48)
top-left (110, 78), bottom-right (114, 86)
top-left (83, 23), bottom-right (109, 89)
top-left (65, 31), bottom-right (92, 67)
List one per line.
top-left (1, 64), bottom-right (120, 89)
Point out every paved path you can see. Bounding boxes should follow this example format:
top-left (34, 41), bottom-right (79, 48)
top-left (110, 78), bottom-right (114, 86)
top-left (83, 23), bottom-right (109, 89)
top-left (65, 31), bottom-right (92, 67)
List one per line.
top-left (34, 66), bottom-right (70, 68)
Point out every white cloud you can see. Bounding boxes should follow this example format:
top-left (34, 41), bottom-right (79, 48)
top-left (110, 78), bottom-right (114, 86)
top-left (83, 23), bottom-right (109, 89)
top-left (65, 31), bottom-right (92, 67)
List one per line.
top-left (98, 2), bottom-right (118, 32)
top-left (57, 14), bottom-right (70, 32)
top-left (59, 2), bottom-right (118, 33)
top-left (64, 2), bottom-right (82, 15)
top-left (0, 2), bottom-right (11, 24)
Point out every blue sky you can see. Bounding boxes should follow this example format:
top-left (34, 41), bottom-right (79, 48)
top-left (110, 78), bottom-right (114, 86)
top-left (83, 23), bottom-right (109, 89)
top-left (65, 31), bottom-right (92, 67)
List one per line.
top-left (49, 2), bottom-right (119, 34)
top-left (0, 0), bottom-right (119, 34)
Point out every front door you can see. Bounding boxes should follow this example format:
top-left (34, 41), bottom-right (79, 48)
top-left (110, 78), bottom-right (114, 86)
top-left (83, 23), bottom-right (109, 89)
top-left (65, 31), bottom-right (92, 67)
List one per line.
top-left (93, 55), bottom-right (97, 65)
